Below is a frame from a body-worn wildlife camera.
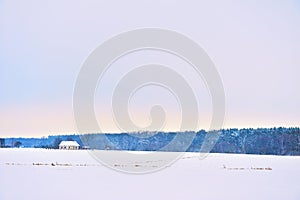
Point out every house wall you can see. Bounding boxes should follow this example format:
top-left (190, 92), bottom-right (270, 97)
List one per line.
top-left (59, 145), bottom-right (79, 150)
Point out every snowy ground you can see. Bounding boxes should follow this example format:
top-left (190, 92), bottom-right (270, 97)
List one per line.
top-left (1, 148), bottom-right (300, 200)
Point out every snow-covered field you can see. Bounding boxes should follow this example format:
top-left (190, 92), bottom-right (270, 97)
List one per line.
top-left (1, 148), bottom-right (300, 200)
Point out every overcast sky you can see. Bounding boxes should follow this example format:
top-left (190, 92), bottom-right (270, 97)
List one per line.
top-left (1, 0), bottom-right (300, 137)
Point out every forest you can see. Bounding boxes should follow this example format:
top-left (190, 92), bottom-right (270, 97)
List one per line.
top-left (2, 127), bottom-right (299, 156)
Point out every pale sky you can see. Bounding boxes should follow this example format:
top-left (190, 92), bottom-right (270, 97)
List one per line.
top-left (0, 0), bottom-right (300, 137)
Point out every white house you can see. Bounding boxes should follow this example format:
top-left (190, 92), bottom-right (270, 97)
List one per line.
top-left (59, 141), bottom-right (80, 150)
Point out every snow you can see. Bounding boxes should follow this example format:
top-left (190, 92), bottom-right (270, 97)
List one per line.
top-left (1, 148), bottom-right (300, 200)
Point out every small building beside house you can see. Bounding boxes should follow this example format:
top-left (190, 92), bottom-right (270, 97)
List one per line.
top-left (59, 141), bottom-right (80, 150)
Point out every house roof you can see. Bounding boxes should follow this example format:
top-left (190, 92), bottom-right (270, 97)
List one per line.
top-left (59, 141), bottom-right (80, 147)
